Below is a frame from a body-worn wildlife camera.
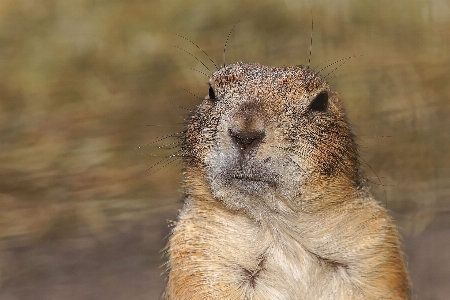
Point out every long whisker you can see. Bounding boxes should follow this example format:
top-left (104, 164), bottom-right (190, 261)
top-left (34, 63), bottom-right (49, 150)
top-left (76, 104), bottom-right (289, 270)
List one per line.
top-left (152, 155), bottom-right (181, 174)
top-left (307, 17), bottom-right (314, 70)
top-left (170, 100), bottom-right (193, 112)
top-left (181, 87), bottom-right (204, 101)
top-left (223, 21), bottom-right (240, 67)
top-left (189, 67), bottom-right (209, 78)
top-left (175, 46), bottom-right (211, 72)
top-left (140, 131), bottom-right (186, 147)
top-left (158, 141), bottom-right (183, 150)
top-left (142, 149), bottom-right (183, 175)
top-left (357, 154), bottom-right (389, 207)
top-left (324, 56), bottom-right (353, 79)
top-left (173, 33), bottom-right (217, 70)
top-left (317, 55), bottom-right (355, 76)
top-left (145, 124), bottom-right (185, 127)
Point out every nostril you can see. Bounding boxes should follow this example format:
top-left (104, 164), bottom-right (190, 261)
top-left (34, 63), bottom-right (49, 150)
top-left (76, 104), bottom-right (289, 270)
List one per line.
top-left (228, 128), bottom-right (265, 151)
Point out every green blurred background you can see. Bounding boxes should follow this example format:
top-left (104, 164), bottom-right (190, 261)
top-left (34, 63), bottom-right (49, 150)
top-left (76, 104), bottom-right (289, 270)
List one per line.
top-left (0, 0), bottom-right (449, 299)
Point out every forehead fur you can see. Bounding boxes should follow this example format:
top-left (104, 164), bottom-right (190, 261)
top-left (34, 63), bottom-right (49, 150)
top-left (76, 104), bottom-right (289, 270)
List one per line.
top-left (210, 62), bottom-right (328, 100)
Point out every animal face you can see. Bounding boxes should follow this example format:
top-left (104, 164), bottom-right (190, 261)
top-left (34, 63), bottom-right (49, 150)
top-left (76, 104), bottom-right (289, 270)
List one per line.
top-left (183, 62), bottom-right (358, 221)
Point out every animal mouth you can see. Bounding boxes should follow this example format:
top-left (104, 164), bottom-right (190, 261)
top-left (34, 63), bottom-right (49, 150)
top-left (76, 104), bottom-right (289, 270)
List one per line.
top-left (231, 171), bottom-right (278, 188)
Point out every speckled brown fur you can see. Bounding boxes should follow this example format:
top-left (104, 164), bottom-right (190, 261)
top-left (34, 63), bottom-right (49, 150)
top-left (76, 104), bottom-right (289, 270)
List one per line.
top-left (165, 62), bottom-right (410, 299)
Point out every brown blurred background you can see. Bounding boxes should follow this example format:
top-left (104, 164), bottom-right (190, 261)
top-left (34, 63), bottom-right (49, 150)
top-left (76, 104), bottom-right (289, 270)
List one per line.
top-left (0, 0), bottom-right (449, 299)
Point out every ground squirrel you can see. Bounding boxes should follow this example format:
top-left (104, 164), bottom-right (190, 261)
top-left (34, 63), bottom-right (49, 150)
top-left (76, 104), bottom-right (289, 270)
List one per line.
top-left (164, 56), bottom-right (410, 298)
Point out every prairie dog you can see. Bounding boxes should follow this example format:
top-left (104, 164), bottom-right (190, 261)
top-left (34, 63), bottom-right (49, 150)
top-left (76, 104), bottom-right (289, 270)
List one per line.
top-left (164, 62), bottom-right (410, 299)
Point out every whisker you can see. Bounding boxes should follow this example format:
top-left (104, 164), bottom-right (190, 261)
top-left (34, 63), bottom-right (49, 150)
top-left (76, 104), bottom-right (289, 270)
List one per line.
top-left (357, 135), bottom-right (393, 138)
top-left (175, 46), bottom-right (211, 72)
top-left (181, 88), bottom-right (204, 101)
top-left (140, 131), bottom-right (186, 147)
top-left (324, 56), bottom-right (353, 79)
top-left (146, 124), bottom-right (185, 127)
top-left (173, 33), bottom-right (218, 70)
top-left (189, 67), bottom-right (209, 78)
top-left (141, 154), bottom-right (172, 158)
top-left (150, 156), bottom-right (181, 175)
top-left (142, 150), bottom-right (183, 175)
top-left (363, 177), bottom-right (393, 187)
top-left (158, 141), bottom-right (183, 150)
top-left (223, 21), bottom-right (240, 67)
top-left (161, 160), bottom-right (183, 175)
top-left (307, 17), bottom-right (313, 70)
top-left (316, 55), bottom-right (356, 75)
top-left (325, 72), bottom-right (350, 80)
top-left (357, 154), bottom-right (389, 207)
top-left (311, 60), bottom-right (329, 73)
top-left (170, 100), bottom-right (193, 112)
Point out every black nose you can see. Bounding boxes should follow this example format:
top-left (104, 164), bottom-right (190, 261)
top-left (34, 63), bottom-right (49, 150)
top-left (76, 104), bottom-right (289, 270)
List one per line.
top-left (228, 128), bottom-right (265, 152)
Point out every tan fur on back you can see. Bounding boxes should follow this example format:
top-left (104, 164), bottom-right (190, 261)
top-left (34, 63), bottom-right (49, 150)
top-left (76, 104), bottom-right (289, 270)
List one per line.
top-left (164, 63), bottom-right (409, 299)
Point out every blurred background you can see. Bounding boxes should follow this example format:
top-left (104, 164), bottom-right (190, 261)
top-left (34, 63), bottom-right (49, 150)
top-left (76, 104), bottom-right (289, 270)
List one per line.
top-left (0, 0), bottom-right (449, 299)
